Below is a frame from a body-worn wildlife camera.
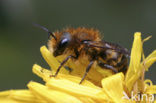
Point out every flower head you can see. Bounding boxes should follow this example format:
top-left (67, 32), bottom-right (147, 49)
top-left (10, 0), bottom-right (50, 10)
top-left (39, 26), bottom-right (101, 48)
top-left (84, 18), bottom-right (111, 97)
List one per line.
top-left (0, 32), bottom-right (156, 103)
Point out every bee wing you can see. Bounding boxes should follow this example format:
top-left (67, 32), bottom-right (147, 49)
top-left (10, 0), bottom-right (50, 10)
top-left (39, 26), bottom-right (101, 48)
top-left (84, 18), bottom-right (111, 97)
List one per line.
top-left (83, 40), bottom-right (130, 57)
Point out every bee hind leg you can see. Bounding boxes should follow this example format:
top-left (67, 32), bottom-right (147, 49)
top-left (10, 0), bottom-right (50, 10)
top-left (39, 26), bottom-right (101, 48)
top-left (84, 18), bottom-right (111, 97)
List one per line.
top-left (79, 61), bottom-right (94, 84)
top-left (102, 64), bottom-right (118, 73)
top-left (98, 62), bottom-right (118, 73)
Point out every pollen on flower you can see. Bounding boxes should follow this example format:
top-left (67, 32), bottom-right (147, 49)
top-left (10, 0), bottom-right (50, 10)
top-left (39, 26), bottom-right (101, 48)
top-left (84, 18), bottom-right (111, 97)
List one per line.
top-left (0, 32), bottom-right (156, 103)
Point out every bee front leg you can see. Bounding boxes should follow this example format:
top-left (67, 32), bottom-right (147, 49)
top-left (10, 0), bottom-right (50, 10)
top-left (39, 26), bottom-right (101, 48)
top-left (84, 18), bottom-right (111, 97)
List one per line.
top-left (52, 55), bottom-right (74, 77)
top-left (80, 61), bottom-right (94, 84)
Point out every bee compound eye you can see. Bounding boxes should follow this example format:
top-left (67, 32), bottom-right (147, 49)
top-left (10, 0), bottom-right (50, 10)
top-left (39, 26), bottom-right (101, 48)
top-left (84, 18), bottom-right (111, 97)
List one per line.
top-left (61, 38), bottom-right (68, 45)
top-left (59, 38), bottom-right (69, 48)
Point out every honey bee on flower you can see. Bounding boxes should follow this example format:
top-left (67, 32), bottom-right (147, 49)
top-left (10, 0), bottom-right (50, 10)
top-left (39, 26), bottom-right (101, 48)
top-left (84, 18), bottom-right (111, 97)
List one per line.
top-left (34, 23), bottom-right (130, 84)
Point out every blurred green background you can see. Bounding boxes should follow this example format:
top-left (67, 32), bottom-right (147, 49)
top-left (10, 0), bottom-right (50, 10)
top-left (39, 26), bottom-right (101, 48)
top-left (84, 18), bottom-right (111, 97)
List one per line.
top-left (0, 0), bottom-right (156, 90)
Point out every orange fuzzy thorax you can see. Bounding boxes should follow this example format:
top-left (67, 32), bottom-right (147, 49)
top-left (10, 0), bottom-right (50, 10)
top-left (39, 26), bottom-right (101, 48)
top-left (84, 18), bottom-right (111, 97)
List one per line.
top-left (48, 27), bottom-right (101, 53)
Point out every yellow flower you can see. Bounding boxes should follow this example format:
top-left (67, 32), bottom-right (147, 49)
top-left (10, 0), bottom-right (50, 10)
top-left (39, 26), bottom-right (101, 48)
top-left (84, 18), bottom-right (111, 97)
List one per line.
top-left (0, 32), bottom-right (156, 103)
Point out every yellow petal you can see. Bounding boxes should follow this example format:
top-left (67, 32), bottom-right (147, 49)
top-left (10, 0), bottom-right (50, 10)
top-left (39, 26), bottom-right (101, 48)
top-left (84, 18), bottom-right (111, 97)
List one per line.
top-left (58, 74), bottom-right (101, 89)
top-left (125, 32), bottom-right (142, 93)
top-left (27, 81), bottom-right (82, 103)
top-left (46, 78), bottom-right (111, 102)
top-left (0, 89), bottom-right (46, 103)
top-left (141, 36), bottom-right (152, 61)
top-left (142, 50), bottom-right (156, 71)
top-left (142, 35), bottom-right (152, 43)
top-left (32, 64), bottom-right (51, 82)
top-left (46, 78), bottom-right (101, 99)
top-left (0, 98), bottom-right (19, 103)
top-left (0, 90), bottom-right (18, 103)
top-left (77, 97), bottom-right (96, 103)
top-left (33, 64), bottom-right (101, 89)
top-left (9, 90), bottom-right (46, 103)
top-left (40, 46), bottom-right (69, 74)
top-left (101, 73), bottom-right (125, 103)
top-left (146, 85), bottom-right (156, 94)
top-left (144, 79), bottom-right (153, 86)
top-left (0, 90), bottom-right (11, 97)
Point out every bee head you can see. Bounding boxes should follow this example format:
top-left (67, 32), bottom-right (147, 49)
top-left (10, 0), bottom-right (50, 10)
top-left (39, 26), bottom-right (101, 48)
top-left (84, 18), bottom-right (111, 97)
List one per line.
top-left (53, 32), bottom-right (71, 57)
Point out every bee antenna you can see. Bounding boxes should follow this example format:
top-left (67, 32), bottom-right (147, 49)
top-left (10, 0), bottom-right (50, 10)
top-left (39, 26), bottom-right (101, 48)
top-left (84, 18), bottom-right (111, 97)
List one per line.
top-left (33, 23), bottom-right (57, 40)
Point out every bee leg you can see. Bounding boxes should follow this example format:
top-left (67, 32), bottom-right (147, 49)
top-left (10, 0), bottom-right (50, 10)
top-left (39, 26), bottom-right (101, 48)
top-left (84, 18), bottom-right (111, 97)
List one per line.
top-left (102, 64), bottom-right (118, 73)
top-left (79, 61), bottom-right (94, 84)
top-left (52, 55), bottom-right (73, 77)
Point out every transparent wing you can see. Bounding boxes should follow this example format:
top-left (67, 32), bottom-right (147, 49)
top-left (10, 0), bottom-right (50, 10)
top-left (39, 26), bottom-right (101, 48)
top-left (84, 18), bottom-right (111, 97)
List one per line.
top-left (83, 40), bottom-right (130, 57)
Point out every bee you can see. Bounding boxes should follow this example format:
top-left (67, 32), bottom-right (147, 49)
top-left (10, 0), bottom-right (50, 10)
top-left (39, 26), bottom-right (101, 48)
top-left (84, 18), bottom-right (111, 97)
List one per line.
top-left (34, 24), bottom-right (130, 84)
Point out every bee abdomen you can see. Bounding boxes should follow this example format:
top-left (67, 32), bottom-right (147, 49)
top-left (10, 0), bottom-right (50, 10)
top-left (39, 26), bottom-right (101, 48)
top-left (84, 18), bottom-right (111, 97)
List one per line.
top-left (98, 52), bottom-right (128, 73)
top-left (116, 55), bottom-right (128, 73)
